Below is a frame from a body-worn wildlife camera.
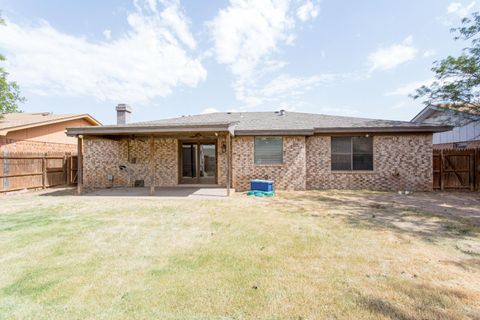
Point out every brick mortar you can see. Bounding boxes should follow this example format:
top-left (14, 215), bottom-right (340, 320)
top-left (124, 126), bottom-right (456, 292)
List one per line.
top-left (82, 136), bottom-right (229, 190)
top-left (306, 135), bottom-right (433, 191)
top-left (232, 136), bottom-right (307, 191)
top-left (82, 134), bottom-right (433, 192)
top-left (1, 137), bottom-right (76, 153)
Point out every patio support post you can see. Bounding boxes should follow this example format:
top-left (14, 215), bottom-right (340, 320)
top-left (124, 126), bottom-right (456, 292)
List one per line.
top-left (77, 136), bottom-right (83, 195)
top-left (149, 135), bottom-right (155, 196)
top-left (226, 133), bottom-right (231, 196)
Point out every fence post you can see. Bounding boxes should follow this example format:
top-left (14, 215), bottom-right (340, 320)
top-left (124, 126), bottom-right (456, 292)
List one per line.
top-left (77, 137), bottom-right (83, 195)
top-left (469, 150), bottom-right (475, 191)
top-left (440, 149), bottom-right (445, 191)
top-left (63, 154), bottom-right (67, 185)
top-left (66, 153), bottom-right (71, 185)
top-left (2, 151), bottom-right (9, 191)
top-left (476, 148), bottom-right (479, 191)
top-left (42, 153), bottom-right (47, 189)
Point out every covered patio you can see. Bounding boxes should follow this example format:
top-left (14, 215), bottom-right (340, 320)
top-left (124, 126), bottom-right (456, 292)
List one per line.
top-left (67, 119), bottom-right (236, 196)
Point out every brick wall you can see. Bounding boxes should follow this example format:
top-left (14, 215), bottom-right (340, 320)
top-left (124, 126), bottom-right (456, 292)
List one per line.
top-left (0, 137), bottom-right (77, 153)
top-left (82, 134), bottom-right (433, 192)
top-left (82, 136), bottom-right (229, 190)
top-left (232, 136), bottom-right (307, 191)
top-left (306, 134), bottom-right (433, 191)
top-left (83, 136), bottom-right (178, 189)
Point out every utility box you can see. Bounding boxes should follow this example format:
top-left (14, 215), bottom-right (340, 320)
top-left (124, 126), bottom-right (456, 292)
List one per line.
top-left (250, 179), bottom-right (274, 192)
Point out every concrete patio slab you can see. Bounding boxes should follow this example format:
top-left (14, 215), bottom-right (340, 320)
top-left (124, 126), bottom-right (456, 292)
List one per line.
top-left (83, 187), bottom-right (234, 198)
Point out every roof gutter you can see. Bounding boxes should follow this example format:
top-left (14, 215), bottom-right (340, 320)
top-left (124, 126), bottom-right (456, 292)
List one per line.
top-left (313, 125), bottom-right (453, 133)
top-left (235, 129), bottom-right (314, 136)
top-left (66, 123), bottom-right (235, 137)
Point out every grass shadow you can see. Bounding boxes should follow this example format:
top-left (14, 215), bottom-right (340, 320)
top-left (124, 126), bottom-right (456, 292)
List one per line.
top-left (357, 282), bottom-right (479, 320)
top-left (275, 191), bottom-right (480, 242)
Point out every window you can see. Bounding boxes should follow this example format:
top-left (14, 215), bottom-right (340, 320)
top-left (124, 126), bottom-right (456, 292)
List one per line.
top-left (254, 137), bottom-right (283, 164)
top-left (331, 136), bottom-right (373, 171)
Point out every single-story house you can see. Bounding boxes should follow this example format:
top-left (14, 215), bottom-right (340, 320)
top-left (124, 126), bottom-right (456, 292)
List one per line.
top-left (1, 112), bottom-right (100, 153)
top-left (411, 105), bottom-right (480, 149)
top-left (67, 104), bottom-right (451, 194)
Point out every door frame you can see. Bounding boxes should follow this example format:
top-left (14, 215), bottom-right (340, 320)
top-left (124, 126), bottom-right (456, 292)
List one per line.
top-left (178, 139), bottom-right (218, 184)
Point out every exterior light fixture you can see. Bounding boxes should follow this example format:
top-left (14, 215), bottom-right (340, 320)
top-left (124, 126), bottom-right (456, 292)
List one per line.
top-left (222, 143), bottom-right (227, 153)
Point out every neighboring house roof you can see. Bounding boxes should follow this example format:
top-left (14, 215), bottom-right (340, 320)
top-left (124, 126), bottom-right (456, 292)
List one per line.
top-left (0, 112), bottom-right (101, 135)
top-left (411, 105), bottom-right (480, 126)
top-left (67, 110), bottom-right (452, 136)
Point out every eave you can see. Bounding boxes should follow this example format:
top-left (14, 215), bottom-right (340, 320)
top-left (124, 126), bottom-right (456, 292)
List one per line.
top-left (313, 125), bottom-right (453, 134)
top-left (66, 123), bottom-right (236, 137)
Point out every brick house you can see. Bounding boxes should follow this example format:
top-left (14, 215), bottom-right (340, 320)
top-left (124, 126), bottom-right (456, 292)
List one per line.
top-left (67, 105), bottom-right (450, 193)
top-left (1, 112), bottom-right (100, 153)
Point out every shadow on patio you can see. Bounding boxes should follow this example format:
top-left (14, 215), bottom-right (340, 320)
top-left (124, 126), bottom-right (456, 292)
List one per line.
top-left (39, 186), bottom-right (232, 198)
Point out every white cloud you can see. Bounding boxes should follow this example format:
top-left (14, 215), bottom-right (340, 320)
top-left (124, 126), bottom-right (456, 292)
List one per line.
top-left (447, 1), bottom-right (476, 18)
top-left (296, 0), bottom-right (320, 22)
top-left (423, 49), bottom-right (437, 58)
top-left (385, 79), bottom-right (434, 96)
top-left (209, 0), bottom-right (322, 108)
top-left (368, 36), bottom-right (418, 72)
top-left (439, 1), bottom-right (477, 25)
top-left (0, 0), bottom-right (206, 104)
top-left (238, 73), bottom-right (338, 107)
top-left (209, 0), bottom-right (295, 79)
top-left (102, 29), bottom-right (112, 40)
top-left (201, 107), bottom-right (220, 114)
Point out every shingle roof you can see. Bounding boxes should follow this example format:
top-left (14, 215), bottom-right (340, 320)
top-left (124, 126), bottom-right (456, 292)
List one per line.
top-left (132, 111), bottom-right (438, 131)
top-left (0, 112), bottom-right (100, 134)
top-left (67, 111), bottom-right (452, 136)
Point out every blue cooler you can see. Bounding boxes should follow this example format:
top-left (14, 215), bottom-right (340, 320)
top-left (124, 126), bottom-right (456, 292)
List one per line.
top-left (250, 179), bottom-right (274, 192)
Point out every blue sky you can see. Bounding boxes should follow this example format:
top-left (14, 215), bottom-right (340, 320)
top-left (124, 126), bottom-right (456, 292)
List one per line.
top-left (0, 0), bottom-right (477, 124)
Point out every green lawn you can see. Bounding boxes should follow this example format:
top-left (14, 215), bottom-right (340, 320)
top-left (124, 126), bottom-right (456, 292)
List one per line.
top-left (0, 189), bottom-right (479, 319)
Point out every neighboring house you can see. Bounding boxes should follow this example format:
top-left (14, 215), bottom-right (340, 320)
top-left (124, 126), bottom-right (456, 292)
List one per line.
top-left (412, 105), bottom-right (480, 149)
top-left (67, 105), bottom-right (450, 192)
top-left (0, 112), bottom-right (100, 153)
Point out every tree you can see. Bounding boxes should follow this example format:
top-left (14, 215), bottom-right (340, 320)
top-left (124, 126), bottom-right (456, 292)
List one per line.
top-left (413, 12), bottom-right (480, 114)
top-left (0, 13), bottom-right (24, 117)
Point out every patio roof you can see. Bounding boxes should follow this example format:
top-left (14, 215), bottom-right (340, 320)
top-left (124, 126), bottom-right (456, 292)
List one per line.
top-left (67, 122), bottom-right (236, 136)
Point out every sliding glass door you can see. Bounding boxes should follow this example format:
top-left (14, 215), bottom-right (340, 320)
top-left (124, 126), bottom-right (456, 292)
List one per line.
top-left (180, 141), bottom-right (216, 184)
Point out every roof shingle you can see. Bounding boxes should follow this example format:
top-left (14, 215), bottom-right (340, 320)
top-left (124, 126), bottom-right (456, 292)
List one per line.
top-left (67, 111), bottom-right (452, 136)
top-left (0, 112), bottom-right (100, 133)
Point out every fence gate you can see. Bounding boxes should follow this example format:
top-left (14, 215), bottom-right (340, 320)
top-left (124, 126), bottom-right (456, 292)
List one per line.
top-left (1, 152), bottom-right (77, 193)
top-left (433, 148), bottom-right (478, 191)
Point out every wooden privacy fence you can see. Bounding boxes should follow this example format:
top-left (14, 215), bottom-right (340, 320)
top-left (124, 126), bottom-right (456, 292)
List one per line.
top-left (433, 148), bottom-right (480, 191)
top-left (0, 152), bottom-right (78, 193)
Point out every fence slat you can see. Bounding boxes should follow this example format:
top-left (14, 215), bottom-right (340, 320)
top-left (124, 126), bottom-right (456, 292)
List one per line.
top-left (433, 148), bottom-right (479, 191)
top-left (0, 152), bottom-right (77, 193)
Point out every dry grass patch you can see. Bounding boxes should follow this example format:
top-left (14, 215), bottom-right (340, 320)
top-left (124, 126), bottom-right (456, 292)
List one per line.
top-left (0, 189), bottom-right (479, 319)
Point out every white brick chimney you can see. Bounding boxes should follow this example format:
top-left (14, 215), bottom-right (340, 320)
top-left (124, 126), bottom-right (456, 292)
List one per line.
top-left (116, 104), bottom-right (132, 125)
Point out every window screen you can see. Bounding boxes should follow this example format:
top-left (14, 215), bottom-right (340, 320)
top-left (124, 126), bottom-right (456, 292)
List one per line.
top-left (331, 136), bottom-right (373, 171)
top-left (254, 137), bottom-right (283, 164)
